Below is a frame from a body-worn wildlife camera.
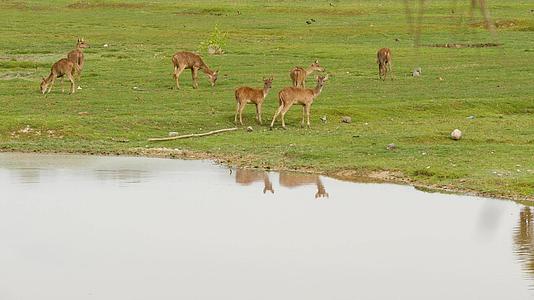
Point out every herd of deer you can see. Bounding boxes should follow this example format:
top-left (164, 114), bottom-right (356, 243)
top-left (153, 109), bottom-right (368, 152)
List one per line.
top-left (40, 40), bottom-right (393, 129)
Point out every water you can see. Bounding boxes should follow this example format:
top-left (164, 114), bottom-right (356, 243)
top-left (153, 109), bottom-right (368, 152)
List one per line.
top-left (0, 153), bottom-right (532, 300)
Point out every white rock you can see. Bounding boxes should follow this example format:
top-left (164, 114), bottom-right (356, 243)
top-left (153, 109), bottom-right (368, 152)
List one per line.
top-left (451, 129), bottom-right (462, 140)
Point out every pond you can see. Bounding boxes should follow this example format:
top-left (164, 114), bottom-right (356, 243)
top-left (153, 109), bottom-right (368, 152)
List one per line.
top-left (0, 153), bottom-right (533, 300)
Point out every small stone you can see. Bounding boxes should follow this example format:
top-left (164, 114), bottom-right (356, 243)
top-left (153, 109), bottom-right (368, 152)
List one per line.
top-left (395, 38), bottom-right (400, 42)
top-left (451, 129), bottom-right (462, 140)
top-left (78, 111), bottom-right (89, 116)
top-left (438, 77), bottom-right (444, 81)
top-left (77, 86), bottom-right (82, 90)
top-left (466, 115), bottom-right (475, 119)
top-left (103, 44), bottom-right (109, 47)
top-left (246, 126), bottom-right (253, 132)
top-left (168, 132), bottom-right (178, 137)
top-left (412, 67), bottom-right (422, 77)
top-left (320, 115), bottom-right (327, 123)
top-left (387, 143), bottom-right (396, 150)
top-left (341, 116), bottom-right (352, 123)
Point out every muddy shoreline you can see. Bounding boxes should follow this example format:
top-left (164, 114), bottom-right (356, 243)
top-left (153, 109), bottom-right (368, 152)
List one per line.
top-left (1, 147), bottom-right (532, 204)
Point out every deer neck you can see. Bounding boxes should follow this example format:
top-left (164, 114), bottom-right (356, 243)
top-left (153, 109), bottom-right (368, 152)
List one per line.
top-left (305, 66), bottom-right (316, 75)
top-left (201, 65), bottom-right (214, 75)
top-left (76, 45), bottom-right (85, 52)
top-left (262, 86), bottom-right (271, 98)
top-left (312, 83), bottom-right (324, 97)
top-left (45, 73), bottom-right (55, 83)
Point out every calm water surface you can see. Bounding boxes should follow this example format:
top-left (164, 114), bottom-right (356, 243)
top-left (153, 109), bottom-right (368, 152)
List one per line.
top-left (0, 153), bottom-right (533, 300)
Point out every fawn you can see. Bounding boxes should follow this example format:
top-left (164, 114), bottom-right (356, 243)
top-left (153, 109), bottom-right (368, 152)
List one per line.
top-left (40, 58), bottom-right (79, 95)
top-left (234, 77), bottom-right (274, 125)
top-left (377, 48), bottom-right (393, 80)
top-left (289, 60), bottom-right (325, 88)
top-left (67, 38), bottom-right (89, 79)
top-left (270, 75), bottom-right (328, 129)
top-left (172, 51), bottom-right (218, 89)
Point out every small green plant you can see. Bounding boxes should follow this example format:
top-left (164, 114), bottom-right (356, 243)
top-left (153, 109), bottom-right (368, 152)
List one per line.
top-left (198, 25), bottom-right (228, 55)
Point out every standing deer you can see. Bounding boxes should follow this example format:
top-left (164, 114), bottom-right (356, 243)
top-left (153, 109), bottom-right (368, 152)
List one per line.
top-left (67, 38), bottom-right (89, 80)
top-left (235, 169), bottom-right (274, 194)
top-left (270, 75), bottom-right (328, 129)
top-left (279, 172), bottom-right (329, 198)
top-left (289, 60), bottom-right (325, 88)
top-left (377, 48), bottom-right (393, 80)
top-left (40, 58), bottom-right (79, 95)
top-left (234, 76), bottom-right (273, 125)
top-left (171, 51), bottom-right (218, 89)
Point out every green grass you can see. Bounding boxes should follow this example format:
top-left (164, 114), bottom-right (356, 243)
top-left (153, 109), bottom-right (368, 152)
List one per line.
top-left (0, 0), bottom-right (533, 200)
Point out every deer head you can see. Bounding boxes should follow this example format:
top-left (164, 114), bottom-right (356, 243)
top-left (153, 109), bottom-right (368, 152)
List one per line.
top-left (262, 76), bottom-right (274, 89)
top-left (76, 38), bottom-right (89, 49)
top-left (40, 77), bottom-right (48, 94)
top-left (316, 74), bottom-right (329, 87)
top-left (310, 59), bottom-right (325, 72)
top-left (207, 69), bottom-right (218, 86)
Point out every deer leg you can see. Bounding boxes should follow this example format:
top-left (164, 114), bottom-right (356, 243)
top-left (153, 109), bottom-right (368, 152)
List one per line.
top-left (192, 67), bottom-right (199, 89)
top-left (301, 106), bottom-right (306, 127)
top-left (388, 62), bottom-right (394, 80)
top-left (234, 102), bottom-right (240, 125)
top-left (174, 65), bottom-right (185, 89)
top-left (238, 102), bottom-right (246, 125)
top-left (257, 103), bottom-right (263, 125)
top-left (305, 104), bottom-right (311, 128)
top-left (270, 105), bottom-right (284, 129)
top-left (280, 104), bottom-right (293, 129)
top-left (378, 64), bottom-right (383, 80)
top-left (67, 73), bottom-right (75, 94)
top-left (60, 77), bottom-right (65, 93)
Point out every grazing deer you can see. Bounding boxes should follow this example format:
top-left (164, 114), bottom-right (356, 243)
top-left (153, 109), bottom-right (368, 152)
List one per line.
top-left (40, 58), bottom-right (79, 95)
top-left (235, 169), bottom-right (274, 194)
top-left (67, 38), bottom-right (89, 79)
top-left (234, 76), bottom-right (274, 125)
top-left (279, 172), bottom-right (329, 198)
top-left (290, 60), bottom-right (325, 88)
top-left (172, 51), bottom-right (218, 89)
top-left (377, 48), bottom-right (393, 80)
top-left (270, 75), bottom-right (328, 129)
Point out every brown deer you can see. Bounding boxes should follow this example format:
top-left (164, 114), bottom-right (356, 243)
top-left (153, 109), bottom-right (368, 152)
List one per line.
top-left (235, 169), bottom-right (274, 194)
top-left (377, 48), bottom-right (393, 80)
top-left (172, 51), bottom-right (218, 89)
top-left (67, 38), bottom-right (89, 79)
top-left (270, 75), bottom-right (328, 129)
top-left (290, 60), bottom-right (325, 88)
top-left (279, 172), bottom-right (329, 198)
top-left (40, 58), bottom-right (79, 95)
top-left (234, 77), bottom-right (273, 125)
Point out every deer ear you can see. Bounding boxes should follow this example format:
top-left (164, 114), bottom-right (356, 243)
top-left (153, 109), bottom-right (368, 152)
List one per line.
top-left (324, 74), bottom-right (329, 80)
top-left (315, 59), bottom-right (319, 64)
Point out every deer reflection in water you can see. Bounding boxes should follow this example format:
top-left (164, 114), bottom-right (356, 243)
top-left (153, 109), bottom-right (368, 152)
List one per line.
top-left (279, 172), bottom-right (329, 199)
top-left (514, 207), bottom-right (534, 284)
top-left (235, 169), bottom-right (274, 194)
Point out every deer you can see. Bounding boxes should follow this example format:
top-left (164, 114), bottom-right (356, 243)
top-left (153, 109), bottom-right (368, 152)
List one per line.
top-left (40, 58), bottom-right (79, 95)
top-left (171, 51), bottom-right (218, 89)
top-left (234, 76), bottom-right (274, 125)
top-left (377, 48), bottom-right (393, 80)
top-left (279, 172), bottom-right (329, 198)
top-left (289, 60), bottom-right (325, 88)
top-left (270, 75), bottom-right (328, 130)
top-left (67, 38), bottom-right (89, 80)
top-left (235, 169), bottom-right (274, 194)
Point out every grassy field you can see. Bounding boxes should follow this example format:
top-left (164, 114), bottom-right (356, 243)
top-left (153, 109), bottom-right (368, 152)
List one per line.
top-left (0, 0), bottom-right (533, 201)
